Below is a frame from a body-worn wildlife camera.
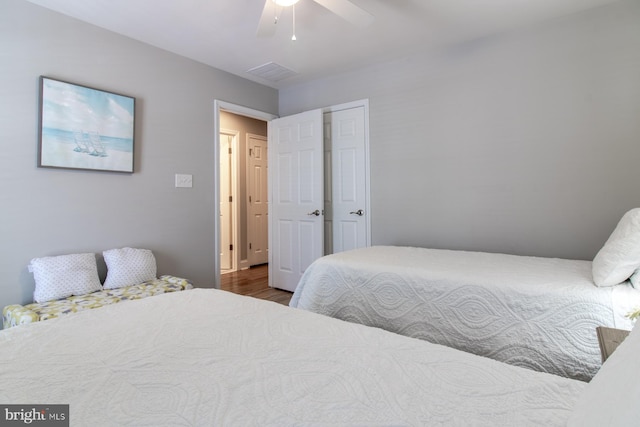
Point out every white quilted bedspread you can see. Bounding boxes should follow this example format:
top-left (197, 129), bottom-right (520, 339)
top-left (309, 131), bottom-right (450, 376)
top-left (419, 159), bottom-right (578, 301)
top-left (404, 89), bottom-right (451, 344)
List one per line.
top-left (290, 246), bottom-right (640, 381)
top-left (0, 288), bottom-right (585, 426)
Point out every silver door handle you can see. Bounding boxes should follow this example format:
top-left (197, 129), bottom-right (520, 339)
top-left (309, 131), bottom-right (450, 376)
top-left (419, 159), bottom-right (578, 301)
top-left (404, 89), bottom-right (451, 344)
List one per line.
top-left (350, 209), bottom-right (364, 216)
top-left (307, 209), bottom-right (321, 216)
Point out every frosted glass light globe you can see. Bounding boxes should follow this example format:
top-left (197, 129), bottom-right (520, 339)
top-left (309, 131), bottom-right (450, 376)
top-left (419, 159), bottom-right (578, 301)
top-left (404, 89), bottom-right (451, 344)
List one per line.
top-left (273, 0), bottom-right (300, 6)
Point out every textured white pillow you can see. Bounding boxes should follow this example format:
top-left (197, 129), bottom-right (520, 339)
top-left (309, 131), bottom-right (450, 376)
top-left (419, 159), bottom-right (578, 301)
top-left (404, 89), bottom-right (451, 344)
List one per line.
top-left (29, 253), bottom-right (102, 303)
top-left (567, 325), bottom-right (640, 426)
top-left (103, 247), bottom-right (157, 289)
top-left (592, 208), bottom-right (640, 287)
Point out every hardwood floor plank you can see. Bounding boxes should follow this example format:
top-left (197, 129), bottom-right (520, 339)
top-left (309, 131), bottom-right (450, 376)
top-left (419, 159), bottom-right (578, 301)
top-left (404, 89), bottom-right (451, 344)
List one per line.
top-left (220, 264), bottom-right (292, 306)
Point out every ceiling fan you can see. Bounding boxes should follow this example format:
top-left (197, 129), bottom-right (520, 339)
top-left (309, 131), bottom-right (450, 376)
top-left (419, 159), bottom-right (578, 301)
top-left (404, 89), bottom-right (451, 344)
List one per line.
top-left (256, 0), bottom-right (374, 38)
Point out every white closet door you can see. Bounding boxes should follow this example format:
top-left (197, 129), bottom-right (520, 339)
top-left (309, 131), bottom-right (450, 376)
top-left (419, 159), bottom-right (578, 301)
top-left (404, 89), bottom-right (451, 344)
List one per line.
top-left (326, 106), bottom-right (368, 253)
top-left (268, 109), bottom-right (323, 292)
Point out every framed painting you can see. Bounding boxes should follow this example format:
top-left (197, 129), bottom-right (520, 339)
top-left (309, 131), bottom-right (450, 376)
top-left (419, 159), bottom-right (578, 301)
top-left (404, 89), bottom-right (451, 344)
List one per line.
top-left (38, 76), bottom-right (135, 173)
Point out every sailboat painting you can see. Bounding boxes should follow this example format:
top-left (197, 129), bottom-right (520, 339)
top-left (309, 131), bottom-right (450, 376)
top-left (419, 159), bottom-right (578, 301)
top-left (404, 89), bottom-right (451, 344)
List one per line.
top-left (38, 76), bottom-right (135, 173)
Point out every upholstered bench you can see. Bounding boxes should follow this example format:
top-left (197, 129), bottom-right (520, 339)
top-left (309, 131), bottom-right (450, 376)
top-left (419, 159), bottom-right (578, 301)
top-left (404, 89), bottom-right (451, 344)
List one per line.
top-left (3, 275), bottom-right (192, 329)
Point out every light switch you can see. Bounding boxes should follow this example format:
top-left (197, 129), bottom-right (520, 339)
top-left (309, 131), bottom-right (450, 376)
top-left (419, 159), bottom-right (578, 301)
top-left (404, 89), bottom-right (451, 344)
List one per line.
top-left (175, 174), bottom-right (193, 188)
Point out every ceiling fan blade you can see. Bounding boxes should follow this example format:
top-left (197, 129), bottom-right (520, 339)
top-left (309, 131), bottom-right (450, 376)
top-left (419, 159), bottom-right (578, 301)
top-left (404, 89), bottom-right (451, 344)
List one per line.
top-left (312, 0), bottom-right (374, 28)
top-left (256, 0), bottom-right (278, 37)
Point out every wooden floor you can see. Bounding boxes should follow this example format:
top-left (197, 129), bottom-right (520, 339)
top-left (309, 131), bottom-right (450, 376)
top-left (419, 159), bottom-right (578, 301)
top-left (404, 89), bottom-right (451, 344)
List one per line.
top-left (220, 264), bottom-right (292, 306)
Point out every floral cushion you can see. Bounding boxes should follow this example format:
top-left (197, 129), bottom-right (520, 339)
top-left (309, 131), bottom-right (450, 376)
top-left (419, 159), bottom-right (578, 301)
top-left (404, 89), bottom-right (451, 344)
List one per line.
top-left (2, 275), bottom-right (192, 329)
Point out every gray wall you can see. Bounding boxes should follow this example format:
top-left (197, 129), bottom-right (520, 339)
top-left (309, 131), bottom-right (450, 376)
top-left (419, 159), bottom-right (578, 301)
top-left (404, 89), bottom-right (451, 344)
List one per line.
top-left (280, 0), bottom-right (640, 261)
top-left (0, 0), bottom-right (278, 310)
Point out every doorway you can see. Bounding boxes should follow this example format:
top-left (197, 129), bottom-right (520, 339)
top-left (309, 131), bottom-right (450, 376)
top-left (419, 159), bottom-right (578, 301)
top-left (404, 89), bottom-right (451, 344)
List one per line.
top-left (213, 99), bottom-right (370, 291)
top-left (214, 101), bottom-right (276, 288)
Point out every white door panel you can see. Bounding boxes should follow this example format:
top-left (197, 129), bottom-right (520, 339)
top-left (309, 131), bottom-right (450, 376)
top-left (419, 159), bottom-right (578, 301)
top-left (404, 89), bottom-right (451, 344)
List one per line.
top-left (337, 221), bottom-right (359, 251)
top-left (277, 219), bottom-right (293, 272)
top-left (299, 219), bottom-right (319, 272)
top-left (269, 109), bottom-right (323, 292)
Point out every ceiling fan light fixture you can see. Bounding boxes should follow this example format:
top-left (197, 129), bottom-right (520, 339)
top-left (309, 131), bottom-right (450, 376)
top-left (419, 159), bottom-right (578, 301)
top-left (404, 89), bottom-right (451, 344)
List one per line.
top-left (273, 0), bottom-right (300, 6)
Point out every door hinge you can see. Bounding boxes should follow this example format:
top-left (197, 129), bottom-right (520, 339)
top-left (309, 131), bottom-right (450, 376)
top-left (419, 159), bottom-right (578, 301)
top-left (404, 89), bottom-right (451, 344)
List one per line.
top-left (228, 147), bottom-right (232, 154)
top-left (249, 195), bottom-right (252, 203)
top-left (230, 244), bottom-right (233, 251)
top-left (249, 148), bottom-right (253, 157)
top-left (229, 195), bottom-right (232, 202)
top-left (249, 243), bottom-right (252, 250)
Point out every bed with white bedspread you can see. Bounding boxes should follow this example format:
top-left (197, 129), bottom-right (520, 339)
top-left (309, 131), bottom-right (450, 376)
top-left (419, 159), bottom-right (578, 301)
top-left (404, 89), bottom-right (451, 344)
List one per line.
top-left (0, 288), bottom-right (612, 425)
top-left (290, 245), bottom-right (640, 381)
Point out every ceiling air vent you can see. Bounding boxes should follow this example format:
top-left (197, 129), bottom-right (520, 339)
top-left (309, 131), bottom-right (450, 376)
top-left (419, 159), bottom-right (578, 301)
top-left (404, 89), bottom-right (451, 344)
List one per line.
top-left (246, 62), bottom-right (297, 83)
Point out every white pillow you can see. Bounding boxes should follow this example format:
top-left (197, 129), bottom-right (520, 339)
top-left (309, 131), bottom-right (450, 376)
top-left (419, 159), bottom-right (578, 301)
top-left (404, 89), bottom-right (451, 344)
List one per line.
top-left (630, 270), bottom-right (640, 289)
top-left (29, 253), bottom-right (102, 303)
top-left (592, 208), bottom-right (640, 287)
top-left (103, 247), bottom-right (157, 289)
top-left (567, 325), bottom-right (640, 426)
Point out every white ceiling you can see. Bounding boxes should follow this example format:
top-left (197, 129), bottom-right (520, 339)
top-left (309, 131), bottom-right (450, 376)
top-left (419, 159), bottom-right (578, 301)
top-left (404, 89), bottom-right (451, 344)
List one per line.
top-left (24, 0), bottom-right (620, 89)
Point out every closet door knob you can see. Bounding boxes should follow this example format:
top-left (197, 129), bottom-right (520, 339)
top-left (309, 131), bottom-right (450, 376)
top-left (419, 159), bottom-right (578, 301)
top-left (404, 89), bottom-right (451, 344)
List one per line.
top-left (307, 209), bottom-right (321, 216)
top-left (350, 209), bottom-right (364, 216)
